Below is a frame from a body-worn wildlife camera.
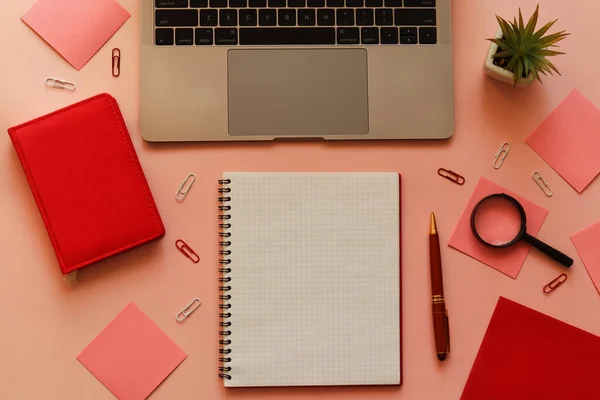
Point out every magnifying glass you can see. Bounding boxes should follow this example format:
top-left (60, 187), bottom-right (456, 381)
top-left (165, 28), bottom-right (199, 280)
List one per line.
top-left (470, 193), bottom-right (573, 268)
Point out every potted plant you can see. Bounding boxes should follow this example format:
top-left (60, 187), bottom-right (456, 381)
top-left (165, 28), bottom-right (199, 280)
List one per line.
top-left (484, 5), bottom-right (569, 87)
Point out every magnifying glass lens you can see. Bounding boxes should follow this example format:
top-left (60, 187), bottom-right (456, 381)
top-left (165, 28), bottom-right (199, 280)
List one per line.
top-left (473, 196), bottom-right (523, 246)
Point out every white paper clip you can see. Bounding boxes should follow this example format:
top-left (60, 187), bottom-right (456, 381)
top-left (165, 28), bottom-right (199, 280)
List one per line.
top-left (532, 171), bottom-right (553, 197)
top-left (45, 77), bottom-right (76, 91)
top-left (176, 298), bottom-right (201, 322)
top-left (176, 173), bottom-right (196, 201)
top-left (493, 142), bottom-right (511, 169)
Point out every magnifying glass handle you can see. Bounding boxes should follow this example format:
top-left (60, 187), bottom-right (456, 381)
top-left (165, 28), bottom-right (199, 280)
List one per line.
top-left (523, 234), bottom-right (573, 268)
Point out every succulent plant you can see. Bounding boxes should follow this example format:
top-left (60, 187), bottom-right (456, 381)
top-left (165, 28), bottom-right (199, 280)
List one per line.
top-left (488, 5), bottom-right (569, 87)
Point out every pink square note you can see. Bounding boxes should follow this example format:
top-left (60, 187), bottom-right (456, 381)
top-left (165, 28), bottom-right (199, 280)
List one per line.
top-left (448, 177), bottom-right (548, 279)
top-left (526, 89), bottom-right (600, 193)
top-left (571, 221), bottom-right (600, 296)
top-left (77, 303), bottom-right (187, 400)
top-left (22, 0), bottom-right (130, 70)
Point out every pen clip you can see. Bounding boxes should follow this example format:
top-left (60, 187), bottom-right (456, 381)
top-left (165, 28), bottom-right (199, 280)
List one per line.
top-left (445, 309), bottom-right (451, 354)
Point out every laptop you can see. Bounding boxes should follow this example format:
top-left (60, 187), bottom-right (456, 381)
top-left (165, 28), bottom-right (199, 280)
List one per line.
top-left (140, 0), bottom-right (454, 142)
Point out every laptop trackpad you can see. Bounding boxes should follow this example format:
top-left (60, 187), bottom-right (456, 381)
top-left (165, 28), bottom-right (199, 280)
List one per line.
top-left (228, 49), bottom-right (369, 137)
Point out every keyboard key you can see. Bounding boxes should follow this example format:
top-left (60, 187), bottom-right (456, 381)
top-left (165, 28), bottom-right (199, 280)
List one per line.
top-left (220, 9), bottom-right (238, 25)
top-left (250, 0), bottom-right (267, 5)
top-left (384, 0), bottom-right (402, 6)
top-left (239, 9), bottom-right (258, 25)
top-left (259, 9), bottom-right (277, 25)
top-left (327, 0), bottom-right (344, 6)
top-left (210, 0), bottom-right (227, 6)
top-left (289, 0), bottom-right (305, 6)
top-left (155, 28), bottom-right (174, 45)
top-left (346, 0), bottom-right (363, 6)
top-left (317, 9), bottom-right (335, 25)
top-left (279, 9), bottom-right (297, 26)
top-left (156, 10), bottom-right (199, 26)
top-left (195, 28), bottom-right (214, 44)
top-left (230, 0), bottom-right (248, 6)
top-left (298, 9), bottom-right (316, 25)
top-left (400, 34), bottom-right (417, 44)
top-left (268, 0), bottom-right (286, 7)
top-left (399, 27), bottom-right (416, 36)
top-left (239, 27), bottom-right (335, 44)
top-left (336, 9), bottom-right (354, 25)
top-left (308, 0), bottom-right (325, 6)
top-left (361, 27), bottom-right (378, 43)
top-left (380, 27), bottom-right (398, 43)
top-left (356, 9), bottom-right (374, 25)
top-left (215, 28), bottom-right (238, 44)
top-left (419, 26), bottom-right (436, 43)
top-left (405, 0), bottom-right (435, 6)
top-left (337, 27), bottom-right (359, 44)
top-left (375, 8), bottom-right (393, 25)
top-left (200, 9), bottom-right (218, 25)
top-left (176, 28), bottom-right (194, 44)
top-left (190, 0), bottom-right (208, 6)
top-left (365, 0), bottom-right (382, 6)
top-left (395, 9), bottom-right (436, 25)
top-left (156, 0), bottom-right (189, 7)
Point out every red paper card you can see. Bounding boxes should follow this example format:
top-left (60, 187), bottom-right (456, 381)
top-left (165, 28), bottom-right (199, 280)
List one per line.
top-left (526, 90), bottom-right (600, 193)
top-left (78, 303), bottom-right (187, 400)
top-left (8, 94), bottom-right (165, 274)
top-left (461, 297), bottom-right (600, 400)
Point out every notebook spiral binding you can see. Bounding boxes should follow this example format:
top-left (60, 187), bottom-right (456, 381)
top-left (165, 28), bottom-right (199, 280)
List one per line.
top-left (218, 179), bottom-right (233, 380)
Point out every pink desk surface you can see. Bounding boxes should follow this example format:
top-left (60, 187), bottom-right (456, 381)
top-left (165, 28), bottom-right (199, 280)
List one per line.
top-left (2, 1), bottom-right (600, 399)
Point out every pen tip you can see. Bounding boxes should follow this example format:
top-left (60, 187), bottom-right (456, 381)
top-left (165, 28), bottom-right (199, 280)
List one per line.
top-left (430, 212), bottom-right (437, 234)
top-left (437, 353), bottom-right (447, 361)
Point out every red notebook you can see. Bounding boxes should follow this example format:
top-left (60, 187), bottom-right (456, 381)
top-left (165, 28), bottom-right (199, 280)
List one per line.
top-left (461, 297), bottom-right (600, 400)
top-left (8, 94), bottom-right (165, 274)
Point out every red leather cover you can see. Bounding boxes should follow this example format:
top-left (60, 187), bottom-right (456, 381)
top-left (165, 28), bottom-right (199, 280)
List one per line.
top-left (461, 297), bottom-right (600, 400)
top-left (8, 93), bottom-right (165, 274)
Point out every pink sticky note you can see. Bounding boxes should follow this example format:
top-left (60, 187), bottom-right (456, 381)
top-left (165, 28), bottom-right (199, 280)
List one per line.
top-left (22, 0), bottom-right (130, 70)
top-left (77, 303), bottom-right (187, 400)
top-left (448, 177), bottom-right (548, 279)
top-left (526, 89), bottom-right (600, 193)
top-left (571, 221), bottom-right (600, 295)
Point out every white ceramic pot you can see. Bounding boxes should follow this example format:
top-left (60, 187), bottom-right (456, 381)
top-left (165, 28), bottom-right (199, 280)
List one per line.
top-left (484, 28), bottom-right (535, 87)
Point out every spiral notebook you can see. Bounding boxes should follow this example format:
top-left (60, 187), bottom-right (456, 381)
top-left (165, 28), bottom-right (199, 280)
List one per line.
top-left (218, 172), bottom-right (401, 387)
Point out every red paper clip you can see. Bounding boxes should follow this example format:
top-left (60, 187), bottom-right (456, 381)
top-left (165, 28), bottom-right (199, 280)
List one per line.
top-left (112, 48), bottom-right (121, 77)
top-left (176, 239), bottom-right (199, 263)
top-left (543, 273), bottom-right (567, 294)
top-left (438, 168), bottom-right (465, 185)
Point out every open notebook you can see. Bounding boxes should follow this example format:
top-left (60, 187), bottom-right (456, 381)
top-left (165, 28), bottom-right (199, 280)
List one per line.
top-left (217, 173), bottom-right (401, 387)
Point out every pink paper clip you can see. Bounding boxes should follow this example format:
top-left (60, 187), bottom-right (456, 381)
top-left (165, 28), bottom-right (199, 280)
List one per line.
top-left (543, 274), bottom-right (567, 294)
top-left (176, 239), bottom-right (200, 263)
top-left (112, 48), bottom-right (120, 77)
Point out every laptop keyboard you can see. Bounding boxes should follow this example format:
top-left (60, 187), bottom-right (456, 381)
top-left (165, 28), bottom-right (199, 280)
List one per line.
top-left (154, 0), bottom-right (437, 46)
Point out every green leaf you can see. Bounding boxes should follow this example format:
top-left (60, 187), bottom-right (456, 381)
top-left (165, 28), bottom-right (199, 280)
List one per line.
top-left (531, 55), bottom-right (556, 75)
top-left (494, 50), bottom-right (516, 58)
top-left (518, 8), bottom-right (525, 33)
top-left (488, 38), bottom-right (508, 49)
top-left (537, 49), bottom-right (566, 56)
top-left (506, 55), bottom-right (520, 72)
top-left (532, 19), bottom-right (558, 41)
top-left (537, 31), bottom-right (569, 46)
top-left (514, 61), bottom-right (524, 86)
top-left (524, 4), bottom-right (539, 39)
top-left (495, 15), bottom-right (512, 42)
top-left (523, 56), bottom-right (532, 77)
top-left (513, 17), bottom-right (521, 45)
top-left (544, 59), bottom-right (561, 75)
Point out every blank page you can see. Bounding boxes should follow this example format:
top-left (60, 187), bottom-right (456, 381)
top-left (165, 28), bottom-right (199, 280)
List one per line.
top-left (221, 172), bottom-right (400, 387)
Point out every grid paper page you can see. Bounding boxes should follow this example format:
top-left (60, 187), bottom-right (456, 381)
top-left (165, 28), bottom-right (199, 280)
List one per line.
top-left (223, 172), bottom-right (400, 387)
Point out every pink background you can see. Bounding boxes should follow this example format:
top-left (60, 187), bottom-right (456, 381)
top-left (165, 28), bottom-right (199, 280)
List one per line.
top-left (2, 1), bottom-right (600, 399)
